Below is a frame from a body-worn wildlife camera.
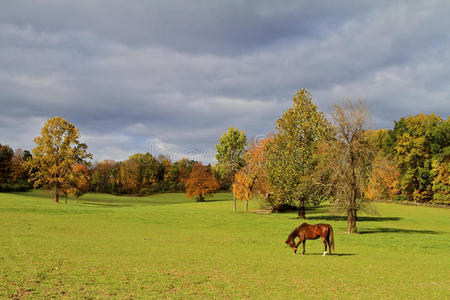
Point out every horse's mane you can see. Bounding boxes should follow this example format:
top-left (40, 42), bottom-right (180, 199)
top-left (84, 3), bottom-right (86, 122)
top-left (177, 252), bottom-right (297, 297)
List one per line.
top-left (287, 223), bottom-right (308, 241)
top-left (287, 227), bottom-right (299, 241)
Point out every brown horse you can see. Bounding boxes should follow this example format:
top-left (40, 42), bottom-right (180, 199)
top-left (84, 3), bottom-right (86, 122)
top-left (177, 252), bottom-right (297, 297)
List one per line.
top-left (285, 223), bottom-right (335, 256)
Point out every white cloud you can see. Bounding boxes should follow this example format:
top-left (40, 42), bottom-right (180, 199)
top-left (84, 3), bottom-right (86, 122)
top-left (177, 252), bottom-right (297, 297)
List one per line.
top-left (0, 116), bottom-right (46, 150)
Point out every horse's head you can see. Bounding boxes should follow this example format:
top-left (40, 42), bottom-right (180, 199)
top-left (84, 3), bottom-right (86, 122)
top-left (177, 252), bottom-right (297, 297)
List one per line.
top-left (285, 238), bottom-right (297, 253)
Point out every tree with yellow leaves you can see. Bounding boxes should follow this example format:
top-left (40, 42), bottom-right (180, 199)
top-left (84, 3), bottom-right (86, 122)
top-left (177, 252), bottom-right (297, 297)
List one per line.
top-left (232, 136), bottom-right (271, 211)
top-left (61, 163), bottom-right (90, 201)
top-left (25, 117), bottom-right (92, 203)
top-left (232, 171), bottom-right (252, 211)
top-left (389, 113), bottom-right (445, 202)
top-left (365, 155), bottom-right (400, 201)
top-left (431, 157), bottom-right (449, 204)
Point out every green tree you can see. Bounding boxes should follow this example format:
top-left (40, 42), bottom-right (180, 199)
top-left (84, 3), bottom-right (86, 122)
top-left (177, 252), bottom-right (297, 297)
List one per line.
top-left (129, 152), bottom-right (162, 193)
top-left (430, 117), bottom-right (450, 203)
top-left (215, 126), bottom-right (247, 211)
top-left (0, 144), bottom-right (14, 184)
top-left (391, 113), bottom-right (443, 202)
top-left (166, 158), bottom-right (196, 191)
top-left (25, 117), bottom-right (92, 203)
top-left (365, 129), bottom-right (390, 156)
top-left (90, 160), bottom-right (116, 193)
top-left (118, 159), bottom-right (139, 194)
top-left (264, 89), bottom-right (330, 218)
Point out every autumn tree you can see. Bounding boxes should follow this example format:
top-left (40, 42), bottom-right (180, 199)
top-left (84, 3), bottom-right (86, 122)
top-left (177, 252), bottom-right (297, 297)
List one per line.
top-left (365, 155), bottom-right (400, 201)
top-left (166, 158), bottom-right (196, 191)
top-left (118, 159), bottom-right (139, 194)
top-left (232, 171), bottom-right (252, 211)
top-left (389, 113), bottom-right (445, 202)
top-left (90, 160), bottom-right (116, 193)
top-left (129, 152), bottom-right (163, 193)
top-left (431, 156), bottom-right (449, 204)
top-left (365, 129), bottom-right (391, 156)
top-left (185, 163), bottom-right (219, 202)
top-left (25, 117), bottom-right (92, 203)
top-left (0, 146), bottom-right (33, 191)
top-left (215, 126), bottom-right (247, 211)
top-left (430, 117), bottom-right (450, 204)
top-left (364, 129), bottom-right (400, 201)
top-left (313, 100), bottom-right (375, 233)
top-left (159, 155), bottom-right (173, 191)
top-left (264, 89), bottom-right (330, 218)
top-left (232, 136), bottom-right (271, 211)
top-left (69, 164), bottom-right (89, 198)
top-left (88, 156), bottom-right (196, 195)
top-left (10, 149), bottom-right (28, 182)
top-left (61, 164), bottom-right (90, 201)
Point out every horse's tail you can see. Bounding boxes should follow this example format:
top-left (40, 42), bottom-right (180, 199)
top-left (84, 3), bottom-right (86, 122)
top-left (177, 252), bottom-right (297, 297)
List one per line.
top-left (329, 225), bottom-right (335, 251)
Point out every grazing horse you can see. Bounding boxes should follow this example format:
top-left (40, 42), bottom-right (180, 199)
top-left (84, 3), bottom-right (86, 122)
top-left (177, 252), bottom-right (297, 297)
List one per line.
top-left (285, 223), bottom-right (335, 256)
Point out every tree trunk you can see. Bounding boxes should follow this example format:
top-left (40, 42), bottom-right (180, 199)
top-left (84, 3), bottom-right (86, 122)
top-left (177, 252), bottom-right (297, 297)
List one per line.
top-left (297, 205), bottom-right (306, 219)
top-left (347, 194), bottom-right (357, 233)
top-left (347, 153), bottom-right (358, 233)
top-left (245, 200), bottom-right (248, 212)
top-left (347, 208), bottom-right (357, 233)
top-left (53, 185), bottom-right (59, 203)
top-left (233, 193), bottom-right (237, 213)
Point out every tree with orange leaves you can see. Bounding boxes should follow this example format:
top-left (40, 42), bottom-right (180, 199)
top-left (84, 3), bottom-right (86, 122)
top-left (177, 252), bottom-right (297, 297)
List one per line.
top-left (365, 155), bottom-right (400, 201)
top-left (119, 159), bottom-right (139, 194)
top-left (232, 136), bottom-right (271, 211)
top-left (186, 163), bottom-right (219, 202)
top-left (233, 171), bottom-right (253, 211)
top-left (61, 163), bottom-right (90, 201)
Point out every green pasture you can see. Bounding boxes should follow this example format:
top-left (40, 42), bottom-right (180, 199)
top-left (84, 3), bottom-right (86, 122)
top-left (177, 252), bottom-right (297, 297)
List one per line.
top-left (0, 190), bottom-right (449, 299)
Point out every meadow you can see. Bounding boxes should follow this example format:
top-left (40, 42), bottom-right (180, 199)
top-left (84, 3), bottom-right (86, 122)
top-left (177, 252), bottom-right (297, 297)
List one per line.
top-left (0, 190), bottom-right (449, 299)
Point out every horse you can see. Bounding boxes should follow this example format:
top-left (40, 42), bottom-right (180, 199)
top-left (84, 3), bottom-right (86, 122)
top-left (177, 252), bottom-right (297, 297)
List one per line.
top-left (285, 223), bottom-right (335, 256)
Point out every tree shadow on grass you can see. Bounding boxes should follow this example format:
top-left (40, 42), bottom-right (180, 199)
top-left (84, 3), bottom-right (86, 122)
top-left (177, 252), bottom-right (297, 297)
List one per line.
top-left (358, 227), bottom-right (440, 235)
top-left (278, 205), bottom-right (328, 216)
top-left (306, 215), bottom-right (402, 222)
top-left (203, 193), bottom-right (234, 202)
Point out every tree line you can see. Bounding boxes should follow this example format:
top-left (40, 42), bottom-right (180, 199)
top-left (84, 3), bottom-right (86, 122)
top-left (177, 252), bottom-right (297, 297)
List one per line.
top-left (0, 145), bottom-right (32, 191)
top-left (0, 117), bottom-right (223, 202)
top-left (90, 155), bottom-right (193, 195)
top-left (0, 90), bottom-right (448, 233)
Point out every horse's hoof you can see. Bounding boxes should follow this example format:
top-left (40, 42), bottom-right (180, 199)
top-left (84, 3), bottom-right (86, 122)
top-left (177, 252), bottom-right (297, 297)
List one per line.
top-left (323, 251), bottom-right (327, 256)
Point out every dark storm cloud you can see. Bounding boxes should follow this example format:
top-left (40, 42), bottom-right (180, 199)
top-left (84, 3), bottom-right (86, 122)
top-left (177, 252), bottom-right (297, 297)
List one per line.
top-left (0, 0), bottom-right (384, 55)
top-left (0, 1), bottom-right (449, 162)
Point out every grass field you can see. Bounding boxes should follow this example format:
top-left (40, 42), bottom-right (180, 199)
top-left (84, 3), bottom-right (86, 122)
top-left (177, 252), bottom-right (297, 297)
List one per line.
top-left (1, 190), bottom-right (449, 299)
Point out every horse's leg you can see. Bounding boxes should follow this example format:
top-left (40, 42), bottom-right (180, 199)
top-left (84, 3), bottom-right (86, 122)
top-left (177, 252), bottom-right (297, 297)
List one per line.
top-left (321, 236), bottom-right (327, 256)
top-left (295, 240), bottom-right (302, 254)
top-left (302, 241), bottom-right (306, 255)
top-left (327, 236), bottom-right (332, 256)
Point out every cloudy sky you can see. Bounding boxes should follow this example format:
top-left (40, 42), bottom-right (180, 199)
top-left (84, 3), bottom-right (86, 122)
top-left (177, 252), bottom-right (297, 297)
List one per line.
top-left (1, 1), bottom-right (449, 163)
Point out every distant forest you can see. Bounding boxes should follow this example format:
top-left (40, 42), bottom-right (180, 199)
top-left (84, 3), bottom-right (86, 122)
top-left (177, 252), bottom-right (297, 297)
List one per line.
top-left (1, 112), bottom-right (448, 205)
